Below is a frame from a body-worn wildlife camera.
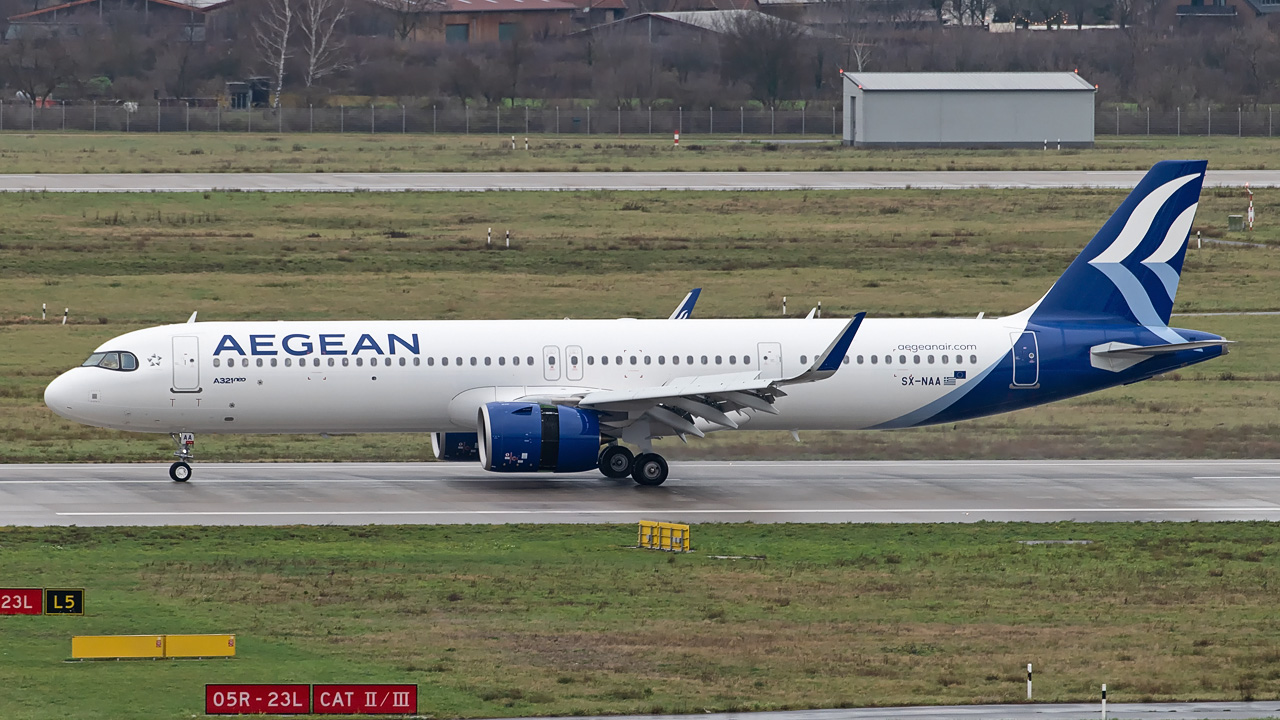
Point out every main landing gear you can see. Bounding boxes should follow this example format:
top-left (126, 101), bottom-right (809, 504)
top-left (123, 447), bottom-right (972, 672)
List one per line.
top-left (599, 444), bottom-right (669, 486)
top-left (169, 432), bottom-right (195, 483)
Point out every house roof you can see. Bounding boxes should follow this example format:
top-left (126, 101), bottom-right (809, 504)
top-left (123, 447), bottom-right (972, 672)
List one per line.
top-left (441, 0), bottom-right (577, 12)
top-left (9, 0), bottom-right (234, 22)
top-left (842, 72), bottom-right (1096, 92)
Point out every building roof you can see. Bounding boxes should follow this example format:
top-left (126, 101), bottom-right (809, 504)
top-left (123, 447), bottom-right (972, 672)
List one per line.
top-left (842, 72), bottom-right (1096, 92)
top-left (442, 0), bottom-right (576, 12)
top-left (587, 9), bottom-right (823, 35)
top-left (9, 0), bottom-right (234, 21)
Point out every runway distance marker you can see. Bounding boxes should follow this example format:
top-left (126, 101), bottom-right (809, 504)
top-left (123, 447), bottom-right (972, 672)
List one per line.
top-left (313, 684), bottom-right (417, 714)
top-left (206, 684), bottom-right (310, 715)
top-left (44, 588), bottom-right (83, 615)
top-left (0, 588), bottom-right (41, 615)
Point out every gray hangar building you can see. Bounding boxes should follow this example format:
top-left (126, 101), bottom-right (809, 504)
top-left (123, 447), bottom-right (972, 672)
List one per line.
top-left (841, 72), bottom-right (1096, 148)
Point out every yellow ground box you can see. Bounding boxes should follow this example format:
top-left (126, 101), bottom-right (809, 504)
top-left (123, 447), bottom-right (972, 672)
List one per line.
top-left (165, 634), bottom-right (236, 658)
top-left (72, 635), bottom-right (165, 659)
top-left (638, 521), bottom-right (692, 552)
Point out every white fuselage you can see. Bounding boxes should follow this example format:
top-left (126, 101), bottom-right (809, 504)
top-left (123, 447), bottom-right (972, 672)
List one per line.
top-left (44, 317), bottom-right (1025, 436)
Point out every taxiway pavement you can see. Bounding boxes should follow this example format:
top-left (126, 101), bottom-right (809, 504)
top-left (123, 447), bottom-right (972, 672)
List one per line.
top-left (4, 459), bottom-right (1280, 526)
top-left (1, 170), bottom-right (1278, 192)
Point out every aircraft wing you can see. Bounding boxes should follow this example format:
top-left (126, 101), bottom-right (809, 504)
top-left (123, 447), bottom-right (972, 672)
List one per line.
top-left (668, 288), bottom-right (702, 320)
top-left (565, 314), bottom-right (865, 438)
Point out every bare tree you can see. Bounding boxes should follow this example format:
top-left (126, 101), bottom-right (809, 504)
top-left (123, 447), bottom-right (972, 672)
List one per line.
top-left (299, 0), bottom-right (351, 88)
top-left (0, 31), bottom-right (78, 105)
top-left (254, 0), bottom-right (295, 108)
top-left (718, 11), bottom-right (808, 104)
top-left (376, 0), bottom-right (445, 41)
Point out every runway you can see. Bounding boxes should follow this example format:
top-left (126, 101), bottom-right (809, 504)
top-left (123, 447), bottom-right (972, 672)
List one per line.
top-left (5, 459), bottom-right (1280, 526)
top-left (0, 169), bottom-right (1278, 192)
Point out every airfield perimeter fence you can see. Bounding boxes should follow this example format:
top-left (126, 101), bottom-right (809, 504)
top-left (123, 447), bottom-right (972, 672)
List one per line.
top-left (5, 102), bottom-right (1280, 137)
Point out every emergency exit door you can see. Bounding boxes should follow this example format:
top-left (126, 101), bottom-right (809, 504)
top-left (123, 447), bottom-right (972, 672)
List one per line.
top-left (758, 342), bottom-right (783, 380)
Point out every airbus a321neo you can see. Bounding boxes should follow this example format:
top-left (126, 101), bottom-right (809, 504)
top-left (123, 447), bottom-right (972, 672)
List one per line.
top-left (45, 160), bottom-right (1229, 485)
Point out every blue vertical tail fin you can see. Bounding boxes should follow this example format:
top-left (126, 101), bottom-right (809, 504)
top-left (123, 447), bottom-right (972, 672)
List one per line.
top-left (1029, 160), bottom-right (1207, 331)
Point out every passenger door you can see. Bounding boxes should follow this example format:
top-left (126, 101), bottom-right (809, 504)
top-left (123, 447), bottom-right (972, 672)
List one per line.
top-left (1010, 331), bottom-right (1039, 388)
top-left (172, 336), bottom-right (201, 392)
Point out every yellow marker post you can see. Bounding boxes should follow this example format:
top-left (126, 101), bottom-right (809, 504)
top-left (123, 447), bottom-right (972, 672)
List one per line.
top-left (72, 635), bottom-right (165, 659)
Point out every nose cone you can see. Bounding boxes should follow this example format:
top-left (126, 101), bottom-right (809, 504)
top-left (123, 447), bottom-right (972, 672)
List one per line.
top-left (44, 370), bottom-right (81, 421)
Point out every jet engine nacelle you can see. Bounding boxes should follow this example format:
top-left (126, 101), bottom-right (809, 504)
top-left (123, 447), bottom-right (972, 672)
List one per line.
top-left (478, 402), bottom-right (600, 473)
top-left (431, 432), bottom-right (480, 462)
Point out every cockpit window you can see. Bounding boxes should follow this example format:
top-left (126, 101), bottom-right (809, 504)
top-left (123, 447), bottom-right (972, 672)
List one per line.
top-left (81, 351), bottom-right (139, 372)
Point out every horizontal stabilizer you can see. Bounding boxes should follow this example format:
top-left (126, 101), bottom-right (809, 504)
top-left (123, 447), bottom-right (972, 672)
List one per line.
top-left (1090, 339), bottom-right (1231, 372)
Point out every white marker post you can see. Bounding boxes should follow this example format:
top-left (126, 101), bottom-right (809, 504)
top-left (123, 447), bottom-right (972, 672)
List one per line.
top-left (1247, 182), bottom-right (1255, 230)
top-left (1027, 663), bottom-right (1032, 700)
top-left (42, 303), bottom-right (46, 321)
top-left (487, 227), bottom-right (492, 246)
top-left (505, 230), bottom-right (510, 248)
top-left (511, 135), bottom-right (515, 150)
top-left (674, 130), bottom-right (679, 148)
top-left (1101, 684), bottom-right (1107, 720)
top-left (782, 296), bottom-right (787, 316)
top-left (62, 308), bottom-right (68, 326)
top-left (524, 137), bottom-right (529, 151)
top-left (1197, 230), bottom-right (1202, 249)
top-left (817, 301), bottom-right (822, 319)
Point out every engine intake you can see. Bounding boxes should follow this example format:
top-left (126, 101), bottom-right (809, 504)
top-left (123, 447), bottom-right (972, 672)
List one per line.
top-left (478, 402), bottom-right (600, 473)
top-left (432, 432), bottom-right (479, 462)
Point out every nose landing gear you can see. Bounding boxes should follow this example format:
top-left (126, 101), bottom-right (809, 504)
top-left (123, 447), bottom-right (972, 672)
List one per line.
top-left (169, 432), bottom-right (195, 482)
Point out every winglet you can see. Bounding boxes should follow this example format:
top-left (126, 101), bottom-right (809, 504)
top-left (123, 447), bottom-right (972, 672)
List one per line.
top-left (782, 312), bottom-right (865, 384)
top-left (669, 288), bottom-right (701, 320)
top-left (186, 311), bottom-right (198, 324)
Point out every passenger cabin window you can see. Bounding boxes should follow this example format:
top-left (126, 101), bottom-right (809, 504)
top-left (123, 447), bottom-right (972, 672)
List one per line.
top-left (213, 358), bottom-right (221, 368)
top-left (857, 355), bottom-right (864, 364)
top-left (800, 355), bottom-right (807, 365)
top-left (601, 356), bottom-right (608, 365)
top-left (285, 358), bottom-right (293, 367)
top-left (970, 354), bottom-right (978, 364)
top-left (528, 356), bottom-right (535, 365)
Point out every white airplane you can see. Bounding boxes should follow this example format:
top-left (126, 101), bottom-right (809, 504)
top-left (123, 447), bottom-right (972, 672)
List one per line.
top-left (45, 161), bottom-right (1229, 486)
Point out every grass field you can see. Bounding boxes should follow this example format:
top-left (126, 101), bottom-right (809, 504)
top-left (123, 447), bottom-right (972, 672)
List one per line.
top-left (2, 187), bottom-right (1277, 463)
top-left (1, 523), bottom-right (1279, 720)
top-left (3, 133), bottom-right (1280, 173)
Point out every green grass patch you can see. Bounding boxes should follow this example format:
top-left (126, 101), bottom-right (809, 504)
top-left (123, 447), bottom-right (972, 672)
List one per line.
top-left (1, 523), bottom-right (1279, 719)
top-left (2, 133), bottom-right (1280, 173)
